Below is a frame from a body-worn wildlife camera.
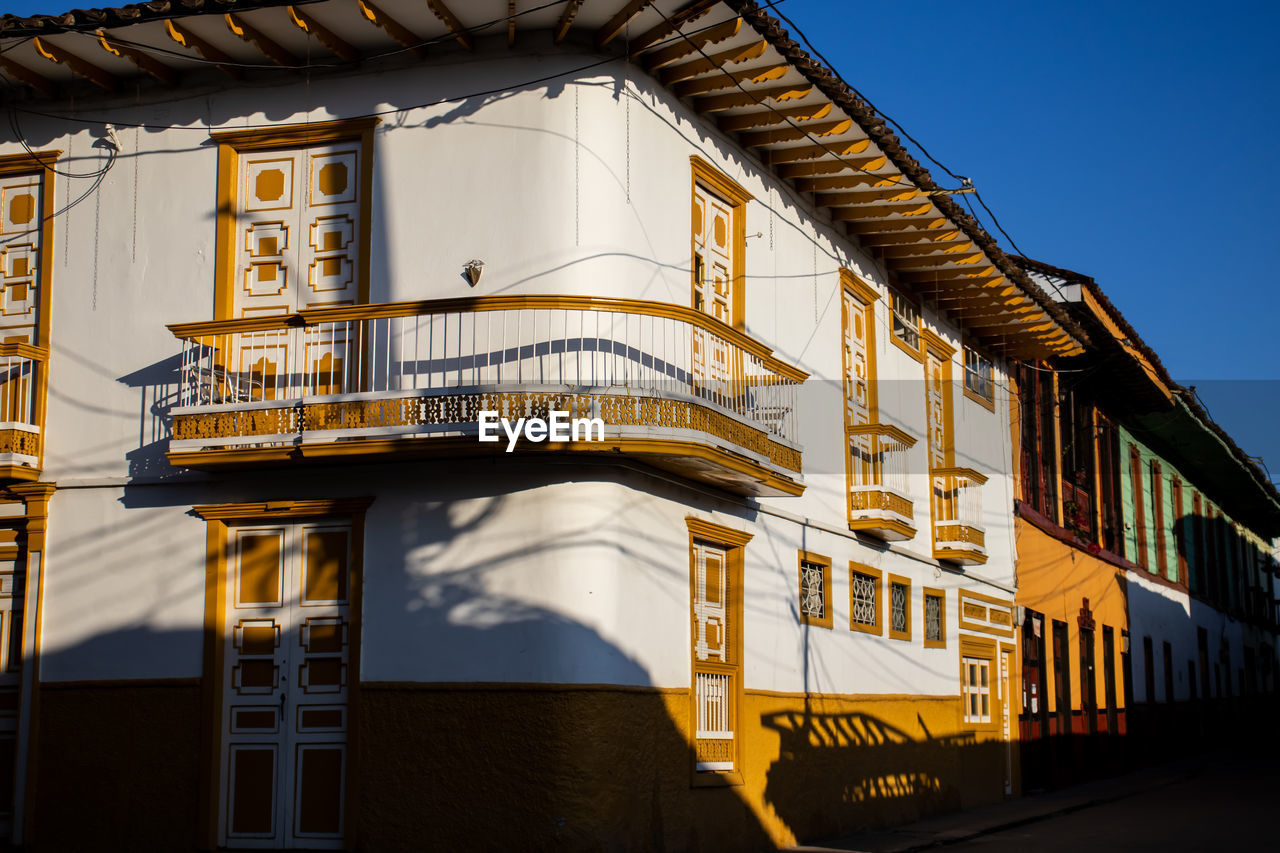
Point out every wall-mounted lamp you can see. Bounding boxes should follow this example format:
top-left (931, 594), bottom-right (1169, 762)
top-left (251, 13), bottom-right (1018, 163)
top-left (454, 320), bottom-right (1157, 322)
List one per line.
top-left (463, 259), bottom-right (485, 287)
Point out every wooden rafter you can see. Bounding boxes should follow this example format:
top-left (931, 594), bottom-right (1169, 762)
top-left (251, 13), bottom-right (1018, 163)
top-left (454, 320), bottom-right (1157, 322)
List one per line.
top-left (660, 39), bottom-right (766, 85)
top-left (692, 83), bottom-right (811, 112)
top-left (627, 0), bottom-right (718, 54)
top-left (508, 0), bottom-right (517, 47)
top-left (554, 0), bottom-right (588, 44)
top-left (288, 7), bottom-right (359, 61)
top-left (776, 156), bottom-right (887, 179)
top-left (795, 173), bottom-right (902, 193)
top-left (858, 229), bottom-right (958, 247)
top-left (165, 19), bottom-right (242, 79)
top-left (880, 240), bottom-right (974, 259)
top-left (671, 61), bottom-right (788, 98)
top-left (426, 0), bottom-right (474, 51)
top-left (717, 101), bottom-right (831, 132)
top-left (737, 118), bottom-right (852, 148)
top-left (844, 216), bottom-right (947, 236)
top-left (357, 0), bottom-right (427, 57)
top-left (32, 36), bottom-right (118, 91)
top-left (815, 188), bottom-right (923, 207)
top-left (642, 17), bottom-right (741, 70)
top-left (596, 0), bottom-right (652, 48)
top-left (829, 201), bottom-right (934, 221)
top-left (96, 31), bottom-right (177, 85)
top-left (225, 13), bottom-right (300, 67)
top-left (898, 267), bottom-right (997, 286)
top-left (895, 252), bottom-right (985, 270)
top-left (0, 55), bottom-right (56, 97)
top-left (763, 138), bottom-right (872, 166)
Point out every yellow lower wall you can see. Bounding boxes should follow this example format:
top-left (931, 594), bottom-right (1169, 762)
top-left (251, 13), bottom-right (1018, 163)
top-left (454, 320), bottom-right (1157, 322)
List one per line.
top-left (30, 682), bottom-right (1011, 852)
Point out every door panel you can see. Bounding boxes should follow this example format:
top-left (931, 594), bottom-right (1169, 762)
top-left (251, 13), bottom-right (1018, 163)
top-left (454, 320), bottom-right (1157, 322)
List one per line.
top-left (220, 522), bottom-right (351, 849)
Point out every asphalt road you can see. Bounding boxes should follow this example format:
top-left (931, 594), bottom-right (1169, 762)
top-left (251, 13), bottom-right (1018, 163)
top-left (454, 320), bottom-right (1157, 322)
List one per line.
top-left (947, 750), bottom-right (1279, 852)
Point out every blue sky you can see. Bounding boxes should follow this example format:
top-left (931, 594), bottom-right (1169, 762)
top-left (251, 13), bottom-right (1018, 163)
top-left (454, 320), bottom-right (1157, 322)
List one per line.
top-left (3, 0), bottom-right (1277, 477)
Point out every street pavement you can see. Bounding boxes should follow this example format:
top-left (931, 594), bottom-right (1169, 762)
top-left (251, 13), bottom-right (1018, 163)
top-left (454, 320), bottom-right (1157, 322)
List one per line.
top-left (790, 746), bottom-right (1278, 852)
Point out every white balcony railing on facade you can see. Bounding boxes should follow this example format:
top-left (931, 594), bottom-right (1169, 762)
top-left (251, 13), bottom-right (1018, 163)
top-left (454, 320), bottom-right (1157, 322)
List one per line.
top-left (847, 424), bottom-right (917, 536)
top-left (0, 344), bottom-right (43, 470)
top-left (932, 467), bottom-right (987, 558)
top-left (168, 297), bottom-right (805, 472)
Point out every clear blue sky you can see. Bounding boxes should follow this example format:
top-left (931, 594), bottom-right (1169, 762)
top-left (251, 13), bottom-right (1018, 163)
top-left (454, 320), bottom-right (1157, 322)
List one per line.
top-left (3, 0), bottom-right (1277, 476)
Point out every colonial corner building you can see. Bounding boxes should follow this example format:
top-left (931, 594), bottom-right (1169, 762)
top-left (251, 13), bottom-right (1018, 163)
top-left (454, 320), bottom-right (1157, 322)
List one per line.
top-left (0, 2), bottom-right (1273, 851)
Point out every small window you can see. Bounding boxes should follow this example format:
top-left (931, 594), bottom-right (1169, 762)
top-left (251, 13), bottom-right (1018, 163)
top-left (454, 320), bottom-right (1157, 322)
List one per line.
top-left (888, 286), bottom-right (920, 355)
top-left (797, 551), bottom-right (832, 629)
top-left (888, 574), bottom-right (911, 641)
top-left (923, 588), bottom-right (946, 649)
top-left (962, 655), bottom-right (992, 723)
top-left (849, 563), bottom-right (882, 635)
top-left (963, 345), bottom-right (994, 408)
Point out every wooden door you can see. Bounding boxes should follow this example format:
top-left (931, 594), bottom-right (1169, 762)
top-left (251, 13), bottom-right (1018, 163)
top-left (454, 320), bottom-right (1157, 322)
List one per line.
top-left (219, 522), bottom-right (351, 849)
top-left (691, 182), bottom-right (735, 397)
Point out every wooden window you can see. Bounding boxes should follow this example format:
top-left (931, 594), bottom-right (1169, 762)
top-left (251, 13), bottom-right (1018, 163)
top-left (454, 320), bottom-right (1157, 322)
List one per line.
top-left (1017, 363), bottom-right (1059, 522)
top-left (1150, 461), bottom-right (1167, 577)
top-left (1052, 620), bottom-right (1072, 734)
top-left (1129, 447), bottom-right (1148, 568)
top-left (1059, 388), bottom-right (1095, 541)
top-left (797, 551), bottom-right (832, 629)
top-left (960, 635), bottom-right (998, 729)
top-left (1171, 477), bottom-right (1187, 585)
top-left (1191, 491), bottom-right (1206, 594)
top-left (963, 345), bottom-right (995, 410)
top-left (848, 563), bottom-right (882, 635)
top-left (1102, 625), bottom-right (1117, 733)
top-left (887, 574), bottom-right (911, 641)
top-left (687, 517), bottom-right (750, 784)
top-left (1096, 413), bottom-right (1124, 553)
top-left (887, 285), bottom-right (922, 359)
top-left (923, 588), bottom-right (946, 649)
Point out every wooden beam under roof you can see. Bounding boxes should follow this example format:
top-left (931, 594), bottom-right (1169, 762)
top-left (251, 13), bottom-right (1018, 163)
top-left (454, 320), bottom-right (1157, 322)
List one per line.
top-left (737, 118), bottom-right (852, 148)
top-left (844, 216), bottom-right (948, 236)
top-left (691, 83), bottom-right (812, 112)
top-left (554, 0), bottom-right (588, 44)
top-left (968, 319), bottom-right (1054, 337)
top-left (597, 0), bottom-right (652, 48)
top-left (96, 31), bottom-right (178, 85)
top-left (660, 40), bottom-right (767, 85)
top-left (0, 55), bottom-right (56, 97)
top-left (225, 13), bottom-right (300, 67)
top-left (627, 0), bottom-right (718, 54)
top-left (815, 188), bottom-right (923, 207)
top-left (859, 229), bottom-right (959, 247)
top-left (896, 252), bottom-right (985, 270)
top-left (829, 201), bottom-right (934, 221)
top-left (165, 19), bottom-right (242, 79)
top-left (32, 37), bottom-right (118, 91)
top-left (795, 173), bottom-right (903, 192)
top-left (643, 17), bottom-right (741, 70)
top-left (670, 61), bottom-right (787, 97)
top-left (717, 101), bottom-right (831, 132)
top-left (763, 138), bottom-right (872, 165)
top-left (427, 0), bottom-right (474, 50)
top-left (880, 240), bottom-right (974, 259)
top-left (777, 156), bottom-right (887, 179)
top-left (356, 0), bottom-right (428, 57)
top-left (898, 267), bottom-right (997, 286)
top-left (288, 7), bottom-right (359, 61)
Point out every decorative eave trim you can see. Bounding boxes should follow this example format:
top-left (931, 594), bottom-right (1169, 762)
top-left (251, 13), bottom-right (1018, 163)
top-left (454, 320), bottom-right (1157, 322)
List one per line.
top-left (192, 497), bottom-right (375, 520)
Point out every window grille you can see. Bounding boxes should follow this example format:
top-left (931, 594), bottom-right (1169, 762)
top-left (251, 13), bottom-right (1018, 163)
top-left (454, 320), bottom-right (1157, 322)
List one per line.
top-left (851, 571), bottom-right (877, 627)
top-left (963, 656), bottom-right (992, 723)
top-left (891, 582), bottom-right (908, 633)
top-left (925, 593), bottom-right (943, 642)
top-left (799, 560), bottom-right (826, 620)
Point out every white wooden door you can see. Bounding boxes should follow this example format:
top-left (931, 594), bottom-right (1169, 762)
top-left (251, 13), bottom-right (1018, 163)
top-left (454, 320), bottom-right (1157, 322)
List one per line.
top-left (691, 183), bottom-right (735, 395)
top-left (219, 522), bottom-right (352, 849)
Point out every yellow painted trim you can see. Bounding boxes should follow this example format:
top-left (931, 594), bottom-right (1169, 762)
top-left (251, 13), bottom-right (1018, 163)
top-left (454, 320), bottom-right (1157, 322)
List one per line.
top-left (922, 586), bottom-right (946, 649)
top-left (957, 589), bottom-right (1015, 637)
top-left (933, 548), bottom-right (989, 566)
top-left (0, 151), bottom-right (63, 176)
top-left (192, 498), bottom-right (375, 520)
top-left (840, 268), bottom-right (880, 306)
top-left (1051, 369), bottom-right (1064, 526)
top-left (846, 422), bottom-right (917, 447)
top-left (886, 573), bottom-right (911, 642)
top-left (744, 687), bottom-right (961, 701)
top-left (847, 517), bottom-right (917, 540)
top-left (848, 561), bottom-right (882, 635)
top-left (685, 516), bottom-right (754, 547)
top-left (888, 327), bottom-right (924, 362)
top-left (963, 384), bottom-right (996, 413)
top-left (797, 550), bottom-right (833, 629)
top-left (358, 681), bottom-right (689, 694)
top-left (930, 466), bottom-right (989, 486)
top-left (207, 117), bottom-right (381, 149)
top-left (213, 143), bottom-right (236, 323)
top-left (169, 294), bottom-right (810, 382)
top-left (690, 155), bottom-right (751, 331)
top-left (921, 328), bottom-right (956, 360)
top-left (958, 636), bottom-right (1001, 732)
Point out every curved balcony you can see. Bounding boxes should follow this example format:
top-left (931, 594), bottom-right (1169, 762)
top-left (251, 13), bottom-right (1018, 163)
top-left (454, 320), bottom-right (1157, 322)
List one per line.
top-left (0, 343), bottom-right (43, 481)
top-left (931, 467), bottom-right (987, 565)
top-left (167, 296), bottom-right (807, 496)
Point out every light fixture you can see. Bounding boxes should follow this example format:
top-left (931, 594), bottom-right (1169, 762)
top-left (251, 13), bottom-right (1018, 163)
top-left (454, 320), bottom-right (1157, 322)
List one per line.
top-left (463, 259), bottom-right (484, 286)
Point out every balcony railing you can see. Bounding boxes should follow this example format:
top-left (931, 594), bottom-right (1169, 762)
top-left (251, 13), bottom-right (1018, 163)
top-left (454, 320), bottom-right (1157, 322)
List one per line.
top-left (932, 467), bottom-right (987, 564)
top-left (847, 423), bottom-right (917, 540)
top-left (167, 296), bottom-right (806, 494)
top-left (0, 343), bottom-right (43, 477)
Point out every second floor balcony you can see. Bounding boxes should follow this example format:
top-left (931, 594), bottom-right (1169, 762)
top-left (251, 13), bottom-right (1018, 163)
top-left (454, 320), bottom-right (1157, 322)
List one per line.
top-left (847, 424), bottom-right (917, 540)
top-left (167, 297), bottom-right (806, 496)
top-left (931, 468), bottom-right (987, 565)
top-left (0, 343), bottom-right (43, 481)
